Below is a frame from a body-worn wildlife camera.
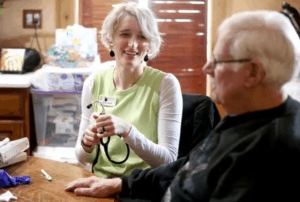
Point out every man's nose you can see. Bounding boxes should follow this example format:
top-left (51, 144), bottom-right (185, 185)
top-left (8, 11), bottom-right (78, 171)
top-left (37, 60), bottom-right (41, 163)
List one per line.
top-left (202, 60), bottom-right (214, 75)
top-left (128, 37), bottom-right (138, 48)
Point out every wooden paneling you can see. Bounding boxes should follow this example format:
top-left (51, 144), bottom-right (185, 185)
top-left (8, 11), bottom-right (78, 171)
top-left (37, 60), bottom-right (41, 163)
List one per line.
top-left (177, 74), bottom-right (206, 95)
top-left (155, 13), bottom-right (205, 21)
top-left (148, 0), bottom-right (207, 94)
top-left (159, 23), bottom-right (205, 34)
top-left (153, 3), bottom-right (206, 10)
top-left (82, 0), bottom-right (125, 63)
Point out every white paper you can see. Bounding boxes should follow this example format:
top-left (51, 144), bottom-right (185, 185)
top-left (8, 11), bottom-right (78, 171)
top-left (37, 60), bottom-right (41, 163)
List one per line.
top-left (0, 191), bottom-right (17, 202)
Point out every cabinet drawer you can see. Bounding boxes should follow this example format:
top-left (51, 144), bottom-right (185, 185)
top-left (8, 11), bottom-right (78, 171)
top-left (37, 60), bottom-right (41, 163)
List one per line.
top-left (0, 120), bottom-right (24, 141)
top-left (0, 92), bottom-right (23, 117)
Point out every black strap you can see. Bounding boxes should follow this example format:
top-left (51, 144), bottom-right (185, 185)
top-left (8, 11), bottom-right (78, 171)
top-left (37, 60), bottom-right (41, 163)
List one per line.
top-left (92, 145), bottom-right (101, 173)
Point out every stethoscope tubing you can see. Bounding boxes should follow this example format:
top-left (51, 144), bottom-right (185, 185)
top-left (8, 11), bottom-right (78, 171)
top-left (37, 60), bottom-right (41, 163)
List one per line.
top-left (87, 100), bottom-right (130, 168)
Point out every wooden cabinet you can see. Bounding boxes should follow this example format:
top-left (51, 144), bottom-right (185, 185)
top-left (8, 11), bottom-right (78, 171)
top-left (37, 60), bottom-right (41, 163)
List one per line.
top-left (0, 90), bottom-right (24, 117)
top-left (0, 120), bottom-right (24, 140)
top-left (0, 88), bottom-right (36, 155)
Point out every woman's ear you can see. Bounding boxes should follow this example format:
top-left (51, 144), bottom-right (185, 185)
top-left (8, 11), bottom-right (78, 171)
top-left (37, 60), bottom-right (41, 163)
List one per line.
top-left (244, 58), bottom-right (265, 88)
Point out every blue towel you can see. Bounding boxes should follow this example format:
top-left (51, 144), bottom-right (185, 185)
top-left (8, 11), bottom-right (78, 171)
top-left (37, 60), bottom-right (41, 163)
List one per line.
top-left (0, 169), bottom-right (30, 188)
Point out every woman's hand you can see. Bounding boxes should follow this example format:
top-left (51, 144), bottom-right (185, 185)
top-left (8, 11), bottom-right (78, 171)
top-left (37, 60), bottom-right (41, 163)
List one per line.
top-left (94, 114), bottom-right (132, 138)
top-left (82, 114), bottom-right (102, 146)
top-left (65, 176), bottom-right (122, 198)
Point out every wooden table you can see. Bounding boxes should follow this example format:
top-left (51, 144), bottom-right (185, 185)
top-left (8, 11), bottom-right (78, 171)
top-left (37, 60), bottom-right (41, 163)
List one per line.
top-left (0, 156), bottom-right (118, 202)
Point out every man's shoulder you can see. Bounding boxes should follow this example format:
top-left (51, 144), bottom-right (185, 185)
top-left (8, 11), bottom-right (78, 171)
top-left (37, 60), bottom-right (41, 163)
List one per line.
top-left (276, 97), bottom-right (300, 135)
top-left (259, 97), bottom-right (300, 137)
top-left (268, 97), bottom-right (300, 154)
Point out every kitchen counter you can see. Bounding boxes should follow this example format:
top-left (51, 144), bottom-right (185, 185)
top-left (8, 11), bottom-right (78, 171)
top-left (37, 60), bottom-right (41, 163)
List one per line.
top-left (0, 72), bottom-right (35, 88)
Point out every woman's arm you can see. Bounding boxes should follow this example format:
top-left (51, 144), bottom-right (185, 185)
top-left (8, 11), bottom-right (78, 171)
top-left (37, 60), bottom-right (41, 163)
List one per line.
top-left (75, 73), bottom-right (96, 165)
top-left (122, 73), bottom-right (183, 168)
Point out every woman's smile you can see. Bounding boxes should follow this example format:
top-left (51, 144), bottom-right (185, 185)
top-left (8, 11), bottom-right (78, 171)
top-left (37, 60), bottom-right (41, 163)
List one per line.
top-left (124, 51), bottom-right (138, 56)
top-left (124, 51), bottom-right (138, 59)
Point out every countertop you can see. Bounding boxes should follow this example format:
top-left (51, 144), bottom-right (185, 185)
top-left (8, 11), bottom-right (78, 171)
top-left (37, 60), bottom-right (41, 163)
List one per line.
top-left (0, 72), bottom-right (35, 88)
top-left (0, 58), bottom-right (113, 89)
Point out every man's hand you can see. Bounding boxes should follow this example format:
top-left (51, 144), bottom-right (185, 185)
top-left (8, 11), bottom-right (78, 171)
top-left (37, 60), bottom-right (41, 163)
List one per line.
top-left (65, 176), bottom-right (122, 198)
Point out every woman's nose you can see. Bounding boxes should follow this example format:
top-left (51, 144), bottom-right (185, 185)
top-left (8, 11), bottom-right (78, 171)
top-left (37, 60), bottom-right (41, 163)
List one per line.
top-left (128, 37), bottom-right (138, 48)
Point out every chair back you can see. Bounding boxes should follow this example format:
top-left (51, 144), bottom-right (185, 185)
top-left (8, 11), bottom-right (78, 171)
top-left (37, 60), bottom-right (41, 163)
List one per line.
top-left (178, 94), bottom-right (221, 159)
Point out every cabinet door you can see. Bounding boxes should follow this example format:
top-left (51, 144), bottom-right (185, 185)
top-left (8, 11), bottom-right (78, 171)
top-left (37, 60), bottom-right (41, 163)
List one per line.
top-left (0, 90), bottom-right (24, 118)
top-left (0, 120), bottom-right (24, 141)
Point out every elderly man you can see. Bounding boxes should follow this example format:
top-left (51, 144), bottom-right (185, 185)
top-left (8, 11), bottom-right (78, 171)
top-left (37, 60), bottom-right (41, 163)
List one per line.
top-left (65, 10), bottom-right (300, 202)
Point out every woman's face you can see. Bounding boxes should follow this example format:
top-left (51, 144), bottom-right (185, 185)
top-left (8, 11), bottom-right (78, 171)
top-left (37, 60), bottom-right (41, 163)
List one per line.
top-left (112, 15), bottom-right (150, 69)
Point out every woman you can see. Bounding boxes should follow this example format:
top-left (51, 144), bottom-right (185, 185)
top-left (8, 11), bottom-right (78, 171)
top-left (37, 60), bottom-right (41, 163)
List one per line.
top-left (75, 2), bottom-right (183, 178)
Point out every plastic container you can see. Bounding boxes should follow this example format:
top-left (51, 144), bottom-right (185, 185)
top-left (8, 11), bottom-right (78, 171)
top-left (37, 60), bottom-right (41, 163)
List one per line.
top-left (31, 89), bottom-right (82, 147)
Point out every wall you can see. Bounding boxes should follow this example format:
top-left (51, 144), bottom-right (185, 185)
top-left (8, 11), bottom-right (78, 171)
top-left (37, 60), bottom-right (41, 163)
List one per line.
top-left (0, 0), bottom-right (56, 53)
top-left (56, 0), bottom-right (75, 29)
top-left (210, 0), bottom-right (300, 56)
top-left (209, 0), bottom-right (300, 117)
top-left (0, 0), bottom-right (76, 53)
top-left (0, 0), bottom-right (56, 40)
top-left (228, 0), bottom-right (300, 15)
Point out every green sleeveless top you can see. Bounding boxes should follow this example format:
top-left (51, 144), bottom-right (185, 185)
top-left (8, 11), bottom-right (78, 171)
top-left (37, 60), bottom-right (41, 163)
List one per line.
top-left (88, 66), bottom-right (164, 178)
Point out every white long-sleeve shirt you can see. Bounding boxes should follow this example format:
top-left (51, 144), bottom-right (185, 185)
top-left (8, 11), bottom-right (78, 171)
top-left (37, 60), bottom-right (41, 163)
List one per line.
top-left (75, 68), bottom-right (183, 168)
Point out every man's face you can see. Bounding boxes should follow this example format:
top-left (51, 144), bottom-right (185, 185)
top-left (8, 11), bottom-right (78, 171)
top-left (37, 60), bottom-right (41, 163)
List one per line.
top-left (202, 36), bottom-right (247, 106)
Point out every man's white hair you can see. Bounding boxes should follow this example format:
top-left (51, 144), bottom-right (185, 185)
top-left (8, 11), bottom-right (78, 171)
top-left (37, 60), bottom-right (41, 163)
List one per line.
top-left (218, 10), bottom-right (300, 91)
top-left (100, 2), bottom-right (162, 59)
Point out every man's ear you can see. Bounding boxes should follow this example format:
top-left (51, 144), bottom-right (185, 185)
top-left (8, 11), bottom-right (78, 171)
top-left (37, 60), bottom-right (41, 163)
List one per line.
top-left (244, 58), bottom-right (265, 88)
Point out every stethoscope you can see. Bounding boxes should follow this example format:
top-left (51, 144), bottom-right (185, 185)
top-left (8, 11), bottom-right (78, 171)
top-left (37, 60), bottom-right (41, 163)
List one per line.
top-left (87, 100), bottom-right (130, 166)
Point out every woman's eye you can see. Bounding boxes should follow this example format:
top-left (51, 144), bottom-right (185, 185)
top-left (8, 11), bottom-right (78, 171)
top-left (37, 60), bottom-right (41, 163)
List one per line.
top-left (139, 35), bottom-right (146, 39)
top-left (121, 33), bottom-right (130, 36)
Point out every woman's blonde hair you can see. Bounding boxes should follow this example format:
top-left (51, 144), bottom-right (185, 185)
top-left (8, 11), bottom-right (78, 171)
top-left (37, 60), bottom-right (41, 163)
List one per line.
top-left (100, 2), bottom-right (163, 59)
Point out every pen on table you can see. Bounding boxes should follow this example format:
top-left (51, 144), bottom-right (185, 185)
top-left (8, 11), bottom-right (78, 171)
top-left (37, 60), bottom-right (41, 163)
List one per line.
top-left (41, 169), bottom-right (52, 181)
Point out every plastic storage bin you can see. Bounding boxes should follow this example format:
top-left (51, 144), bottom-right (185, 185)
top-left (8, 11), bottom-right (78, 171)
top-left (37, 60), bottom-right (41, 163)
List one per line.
top-left (31, 89), bottom-right (82, 147)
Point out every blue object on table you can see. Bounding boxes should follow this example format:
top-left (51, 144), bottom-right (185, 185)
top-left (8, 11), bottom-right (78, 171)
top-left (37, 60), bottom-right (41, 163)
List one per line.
top-left (0, 170), bottom-right (30, 188)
